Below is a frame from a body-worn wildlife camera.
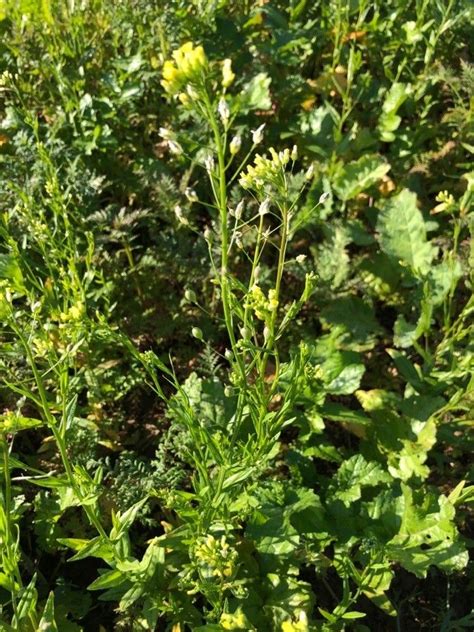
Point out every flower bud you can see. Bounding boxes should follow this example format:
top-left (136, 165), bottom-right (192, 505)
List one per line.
top-left (258, 198), bottom-right (271, 216)
top-left (185, 187), bottom-right (198, 202)
top-left (204, 155), bottom-right (215, 173)
top-left (229, 135), bottom-right (241, 155)
top-left (305, 164), bottom-right (314, 181)
top-left (234, 200), bottom-right (244, 219)
top-left (168, 140), bottom-right (183, 155)
top-left (174, 204), bottom-right (188, 224)
top-left (291, 144), bottom-right (298, 161)
top-left (159, 127), bottom-right (173, 140)
top-left (319, 191), bottom-right (330, 204)
top-left (263, 326), bottom-right (271, 343)
top-left (192, 327), bottom-right (203, 341)
top-left (239, 326), bottom-right (251, 341)
top-left (224, 348), bottom-right (233, 361)
top-left (222, 58), bottom-right (235, 88)
top-left (296, 254), bottom-right (307, 263)
top-left (218, 97), bottom-right (230, 124)
top-left (251, 123), bottom-right (265, 145)
top-left (185, 289), bottom-right (197, 302)
top-left (224, 385), bottom-right (233, 397)
top-left (186, 84), bottom-right (198, 100)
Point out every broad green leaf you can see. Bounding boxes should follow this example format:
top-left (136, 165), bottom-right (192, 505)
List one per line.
top-left (238, 72), bottom-right (271, 112)
top-left (320, 402), bottom-right (371, 426)
top-left (333, 455), bottom-right (391, 504)
top-left (119, 583), bottom-right (145, 610)
top-left (376, 189), bottom-right (436, 276)
top-left (428, 259), bottom-right (463, 305)
top-left (320, 296), bottom-right (382, 347)
top-left (333, 154), bottom-right (390, 201)
top-left (377, 83), bottom-right (412, 141)
top-left (320, 351), bottom-right (365, 395)
top-left (386, 349), bottom-right (424, 392)
top-left (386, 417), bottom-right (437, 481)
top-left (312, 224), bottom-right (350, 288)
top-left (393, 315), bottom-right (418, 348)
top-left (341, 611), bottom-right (366, 619)
top-left (0, 571), bottom-right (16, 591)
top-left (387, 485), bottom-right (468, 577)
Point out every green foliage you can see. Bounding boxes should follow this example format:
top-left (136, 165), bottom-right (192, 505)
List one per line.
top-left (0, 0), bottom-right (472, 630)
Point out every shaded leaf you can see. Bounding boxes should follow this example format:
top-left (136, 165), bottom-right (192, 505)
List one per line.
top-left (376, 189), bottom-right (436, 276)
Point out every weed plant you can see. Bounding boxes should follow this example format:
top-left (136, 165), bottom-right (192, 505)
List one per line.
top-left (0, 1), bottom-right (473, 630)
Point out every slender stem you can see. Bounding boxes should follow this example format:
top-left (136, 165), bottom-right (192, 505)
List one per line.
top-left (10, 322), bottom-right (109, 542)
top-left (2, 437), bottom-right (22, 616)
top-left (203, 92), bottom-right (246, 383)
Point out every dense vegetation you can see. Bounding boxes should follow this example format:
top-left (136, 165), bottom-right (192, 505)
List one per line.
top-left (0, 1), bottom-right (473, 630)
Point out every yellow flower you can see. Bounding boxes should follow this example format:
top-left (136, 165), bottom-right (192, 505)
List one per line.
top-left (246, 285), bottom-right (278, 322)
top-left (161, 42), bottom-right (208, 96)
top-left (162, 60), bottom-right (179, 82)
top-left (239, 146), bottom-right (292, 191)
top-left (268, 289), bottom-right (279, 312)
top-left (222, 58), bottom-right (235, 88)
top-left (281, 611), bottom-right (309, 632)
top-left (220, 610), bottom-right (248, 630)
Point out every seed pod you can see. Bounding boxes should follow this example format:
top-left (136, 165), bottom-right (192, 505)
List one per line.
top-left (185, 289), bottom-right (197, 303)
top-left (192, 327), bottom-right (203, 341)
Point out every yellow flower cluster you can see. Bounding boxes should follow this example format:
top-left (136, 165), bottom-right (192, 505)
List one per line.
top-left (246, 284), bottom-right (279, 322)
top-left (161, 41), bottom-right (207, 97)
top-left (220, 610), bottom-right (248, 630)
top-left (239, 147), bottom-right (292, 191)
top-left (193, 534), bottom-right (237, 581)
top-left (281, 611), bottom-right (309, 632)
top-left (59, 301), bottom-right (85, 322)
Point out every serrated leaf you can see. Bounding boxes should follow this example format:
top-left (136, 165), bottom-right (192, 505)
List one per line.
top-left (377, 83), bottom-right (412, 141)
top-left (333, 455), bottom-right (391, 504)
top-left (320, 296), bottom-right (382, 346)
top-left (312, 224), bottom-right (350, 288)
top-left (333, 155), bottom-right (390, 201)
top-left (387, 486), bottom-right (468, 577)
top-left (376, 189), bottom-right (436, 276)
top-left (322, 351), bottom-right (366, 395)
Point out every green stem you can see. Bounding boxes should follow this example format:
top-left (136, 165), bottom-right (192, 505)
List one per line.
top-left (203, 93), bottom-right (246, 383)
top-left (10, 323), bottom-right (109, 542)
